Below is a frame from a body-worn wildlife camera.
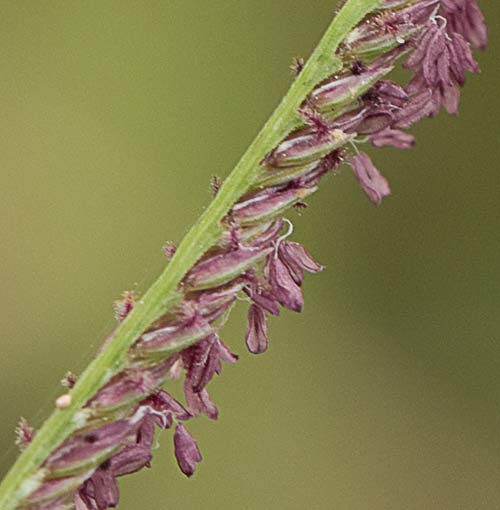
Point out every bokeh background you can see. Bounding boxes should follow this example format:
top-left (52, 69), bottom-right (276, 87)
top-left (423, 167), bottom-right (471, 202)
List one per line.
top-left (0, 2), bottom-right (498, 509)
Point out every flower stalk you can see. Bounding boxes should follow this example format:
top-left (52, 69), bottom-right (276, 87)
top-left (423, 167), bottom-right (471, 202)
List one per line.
top-left (0, 1), bottom-right (487, 509)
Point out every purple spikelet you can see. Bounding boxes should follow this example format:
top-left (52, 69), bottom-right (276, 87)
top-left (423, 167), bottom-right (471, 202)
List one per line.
top-left (16, 2), bottom-right (486, 509)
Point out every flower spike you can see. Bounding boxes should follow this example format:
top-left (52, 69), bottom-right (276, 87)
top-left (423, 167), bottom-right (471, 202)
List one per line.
top-left (5, 2), bottom-right (487, 509)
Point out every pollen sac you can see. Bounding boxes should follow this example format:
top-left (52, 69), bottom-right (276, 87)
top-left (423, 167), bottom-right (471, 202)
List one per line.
top-left (309, 64), bottom-right (394, 112)
top-left (278, 241), bottom-right (324, 285)
top-left (245, 304), bottom-right (269, 354)
top-left (350, 152), bottom-right (391, 205)
top-left (131, 316), bottom-right (213, 358)
top-left (231, 186), bottom-right (317, 226)
top-left (184, 246), bottom-right (273, 291)
top-left (173, 424), bottom-right (202, 477)
top-left (44, 421), bottom-right (132, 478)
top-left (266, 127), bottom-right (353, 169)
top-left (370, 128), bottom-right (415, 149)
top-left (266, 255), bottom-right (304, 312)
top-left (440, 0), bottom-right (487, 50)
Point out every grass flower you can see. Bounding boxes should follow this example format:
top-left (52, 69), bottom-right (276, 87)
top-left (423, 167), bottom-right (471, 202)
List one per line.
top-left (0, 2), bottom-right (487, 509)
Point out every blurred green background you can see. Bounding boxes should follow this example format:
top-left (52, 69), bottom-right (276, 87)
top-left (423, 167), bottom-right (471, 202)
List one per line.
top-left (0, 2), bottom-right (498, 509)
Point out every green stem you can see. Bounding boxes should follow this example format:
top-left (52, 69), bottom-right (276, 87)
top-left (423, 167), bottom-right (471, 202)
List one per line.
top-left (0, 1), bottom-right (380, 508)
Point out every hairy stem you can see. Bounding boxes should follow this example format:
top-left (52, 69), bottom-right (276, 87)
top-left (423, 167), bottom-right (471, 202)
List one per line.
top-left (0, 1), bottom-right (380, 508)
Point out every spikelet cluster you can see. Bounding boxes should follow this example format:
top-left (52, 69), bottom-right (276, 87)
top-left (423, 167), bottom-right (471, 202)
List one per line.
top-left (17, 2), bottom-right (486, 509)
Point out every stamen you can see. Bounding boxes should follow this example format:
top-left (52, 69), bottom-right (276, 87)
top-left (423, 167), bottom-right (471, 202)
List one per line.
top-left (274, 218), bottom-right (294, 258)
top-left (432, 14), bottom-right (452, 41)
top-left (349, 139), bottom-right (362, 155)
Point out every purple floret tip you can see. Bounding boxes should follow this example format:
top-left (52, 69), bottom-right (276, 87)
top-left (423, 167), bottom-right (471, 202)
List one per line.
top-left (174, 424), bottom-right (203, 477)
top-left (350, 152), bottom-right (391, 205)
top-left (246, 304), bottom-right (269, 354)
